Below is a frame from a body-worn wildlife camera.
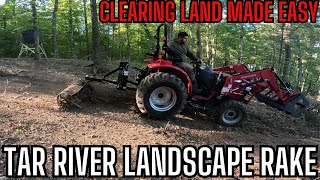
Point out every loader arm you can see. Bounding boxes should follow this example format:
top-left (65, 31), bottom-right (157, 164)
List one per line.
top-left (215, 65), bottom-right (309, 117)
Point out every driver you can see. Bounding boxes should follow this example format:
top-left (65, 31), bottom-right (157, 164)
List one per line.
top-left (167, 32), bottom-right (202, 95)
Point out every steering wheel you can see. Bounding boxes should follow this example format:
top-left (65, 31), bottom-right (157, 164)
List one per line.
top-left (190, 60), bottom-right (202, 66)
top-left (190, 60), bottom-right (202, 75)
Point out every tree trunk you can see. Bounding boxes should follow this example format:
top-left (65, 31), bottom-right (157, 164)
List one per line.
top-left (3, 8), bottom-right (6, 29)
top-left (69, 0), bottom-right (76, 59)
top-left (141, 23), bottom-right (154, 48)
top-left (196, 23), bottom-right (202, 58)
top-left (189, 25), bottom-right (195, 50)
top-left (225, 51), bottom-right (230, 66)
top-left (52, 0), bottom-right (59, 58)
top-left (282, 23), bottom-right (292, 81)
top-left (106, 25), bottom-right (109, 54)
top-left (211, 35), bottom-right (217, 67)
top-left (206, 25), bottom-right (209, 62)
top-left (112, 24), bottom-right (115, 41)
top-left (210, 39), bottom-right (214, 67)
top-left (282, 44), bottom-right (291, 81)
top-left (118, 24), bottom-right (122, 59)
top-left (297, 39), bottom-right (303, 88)
top-left (125, 23), bottom-right (131, 61)
top-left (271, 44), bottom-right (276, 67)
top-left (12, 0), bottom-right (16, 17)
top-left (252, 24), bottom-right (257, 65)
top-left (238, 23), bottom-right (244, 64)
top-left (11, 0), bottom-right (19, 57)
top-left (302, 48), bottom-right (315, 93)
top-left (301, 73), bottom-right (308, 93)
top-left (167, 23), bottom-right (173, 42)
top-left (83, 0), bottom-right (89, 57)
top-left (2, 0), bottom-right (9, 28)
top-left (90, 0), bottom-right (100, 65)
top-left (278, 23), bottom-right (285, 72)
top-left (305, 79), bottom-right (315, 95)
top-left (31, 0), bottom-right (40, 60)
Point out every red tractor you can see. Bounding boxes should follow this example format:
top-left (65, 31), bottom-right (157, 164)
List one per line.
top-left (57, 24), bottom-right (309, 127)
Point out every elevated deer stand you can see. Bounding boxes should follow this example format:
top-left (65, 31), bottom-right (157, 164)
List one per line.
top-left (18, 30), bottom-right (47, 58)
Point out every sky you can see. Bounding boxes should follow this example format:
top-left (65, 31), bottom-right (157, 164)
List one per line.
top-left (0, 0), bottom-right (4, 6)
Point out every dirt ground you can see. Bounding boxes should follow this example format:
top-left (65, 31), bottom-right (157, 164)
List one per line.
top-left (0, 58), bottom-right (319, 179)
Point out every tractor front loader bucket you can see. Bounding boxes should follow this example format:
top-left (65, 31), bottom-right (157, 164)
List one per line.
top-left (283, 94), bottom-right (309, 117)
top-left (255, 92), bottom-right (309, 118)
top-left (57, 80), bottom-right (94, 109)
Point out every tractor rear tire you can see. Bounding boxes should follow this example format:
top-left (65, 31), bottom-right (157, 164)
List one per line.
top-left (215, 100), bottom-right (247, 127)
top-left (136, 72), bottom-right (188, 119)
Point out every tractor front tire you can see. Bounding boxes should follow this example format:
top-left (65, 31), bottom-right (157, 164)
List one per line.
top-left (215, 100), bottom-right (247, 127)
top-left (136, 72), bottom-right (188, 119)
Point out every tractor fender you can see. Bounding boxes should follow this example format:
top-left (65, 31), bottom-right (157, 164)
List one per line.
top-left (147, 63), bottom-right (192, 95)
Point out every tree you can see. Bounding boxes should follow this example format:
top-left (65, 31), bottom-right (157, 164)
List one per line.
top-left (167, 23), bottom-right (173, 42)
top-left (83, 0), bottom-right (89, 56)
top-left (141, 23), bottom-right (153, 47)
top-left (68, 0), bottom-right (76, 59)
top-left (238, 23), bottom-right (244, 64)
top-left (196, 23), bottom-right (202, 58)
top-left (52, 0), bottom-right (59, 58)
top-left (297, 38), bottom-right (303, 88)
top-left (278, 23), bottom-right (285, 72)
top-left (31, 0), bottom-right (40, 60)
top-left (90, 0), bottom-right (100, 65)
top-left (282, 23), bottom-right (292, 81)
top-left (125, 23), bottom-right (131, 60)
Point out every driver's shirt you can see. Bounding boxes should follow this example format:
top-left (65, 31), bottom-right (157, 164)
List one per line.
top-left (167, 38), bottom-right (199, 62)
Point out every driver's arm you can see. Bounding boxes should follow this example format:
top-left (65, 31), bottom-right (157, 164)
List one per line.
top-left (186, 46), bottom-right (200, 62)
